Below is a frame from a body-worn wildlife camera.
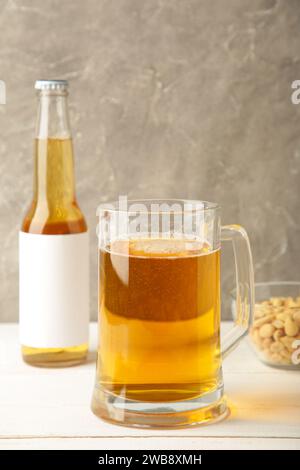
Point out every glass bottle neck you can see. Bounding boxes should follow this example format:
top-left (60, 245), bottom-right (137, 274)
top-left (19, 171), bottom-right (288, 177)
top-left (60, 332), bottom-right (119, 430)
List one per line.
top-left (36, 90), bottom-right (71, 139)
top-left (33, 91), bottom-right (76, 206)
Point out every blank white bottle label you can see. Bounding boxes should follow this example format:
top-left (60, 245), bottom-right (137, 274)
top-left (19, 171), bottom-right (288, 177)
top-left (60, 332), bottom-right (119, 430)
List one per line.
top-left (19, 231), bottom-right (89, 348)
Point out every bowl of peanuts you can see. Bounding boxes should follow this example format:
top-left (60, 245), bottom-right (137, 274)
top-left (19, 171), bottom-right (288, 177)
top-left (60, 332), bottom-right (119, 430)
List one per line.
top-left (231, 282), bottom-right (300, 369)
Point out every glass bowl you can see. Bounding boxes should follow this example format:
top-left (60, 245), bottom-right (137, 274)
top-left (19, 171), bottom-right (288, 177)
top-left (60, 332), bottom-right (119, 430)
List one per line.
top-left (231, 282), bottom-right (300, 369)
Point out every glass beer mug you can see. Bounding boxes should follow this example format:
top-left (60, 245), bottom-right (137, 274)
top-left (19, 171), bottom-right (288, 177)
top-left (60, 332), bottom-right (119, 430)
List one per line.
top-left (92, 199), bottom-right (254, 428)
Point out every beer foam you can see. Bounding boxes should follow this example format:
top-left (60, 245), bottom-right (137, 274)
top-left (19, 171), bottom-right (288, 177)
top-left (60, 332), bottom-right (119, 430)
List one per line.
top-left (107, 237), bottom-right (212, 258)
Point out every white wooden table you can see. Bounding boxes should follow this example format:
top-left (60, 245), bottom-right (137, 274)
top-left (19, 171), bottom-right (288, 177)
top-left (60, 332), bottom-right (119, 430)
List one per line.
top-left (0, 323), bottom-right (299, 450)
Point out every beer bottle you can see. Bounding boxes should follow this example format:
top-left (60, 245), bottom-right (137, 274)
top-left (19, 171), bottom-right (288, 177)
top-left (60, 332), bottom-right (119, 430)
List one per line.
top-left (19, 80), bottom-right (89, 366)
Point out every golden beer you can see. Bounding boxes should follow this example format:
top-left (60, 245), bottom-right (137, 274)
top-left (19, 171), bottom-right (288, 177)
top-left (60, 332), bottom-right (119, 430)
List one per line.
top-left (97, 237), bottom-right (220, 402)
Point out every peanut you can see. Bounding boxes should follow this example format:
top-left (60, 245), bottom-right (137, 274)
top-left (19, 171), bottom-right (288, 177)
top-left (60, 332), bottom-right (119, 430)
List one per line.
top-left (284, 297), bottom-right (296, 308)
top-left (272, 319), bottom-right (284, 329)
top-left (284, 318), bottom-right (299, 337)
top-left (280, 348), bottom-right (291, 360)
top-left (276, 312), bottom-right (292, 322)
top-left (270, 341), bottom-right (284, 353)
top-left (273, 328), bottom-right (284, 341)
top-left (262, 338), bottom-right (272, 349)
top-left (270, 297), bottom-right (282, 306)
top-left (293, 311), bottom-right (300, 326)
top-left (254, 309), bottom-right (266, 319)
top-left (251, 328), bottom-right (261, 346)
top-left (253, 314), bottom-right (275, 328)
top-left (250, 295), bottom-right (300, 367)
top-left (270, 353), bottom-right (282, 363)
top-left (259, 323), bottom-right (275, 338)
top-left (280, 335), bottom-right (295, 351)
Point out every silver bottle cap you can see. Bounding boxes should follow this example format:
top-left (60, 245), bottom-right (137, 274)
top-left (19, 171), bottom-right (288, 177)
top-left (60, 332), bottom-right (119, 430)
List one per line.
top-left (35, 80), bottom-right (69, 91)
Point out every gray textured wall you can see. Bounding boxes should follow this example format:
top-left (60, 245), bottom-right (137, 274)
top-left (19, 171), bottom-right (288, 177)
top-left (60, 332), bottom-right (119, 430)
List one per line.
top-left (0, 0), bottom-right (300, 322)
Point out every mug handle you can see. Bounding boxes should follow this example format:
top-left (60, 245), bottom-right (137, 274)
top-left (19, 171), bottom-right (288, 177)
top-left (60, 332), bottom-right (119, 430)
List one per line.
top-left (221, 224), bottom-right (255, 358)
